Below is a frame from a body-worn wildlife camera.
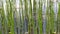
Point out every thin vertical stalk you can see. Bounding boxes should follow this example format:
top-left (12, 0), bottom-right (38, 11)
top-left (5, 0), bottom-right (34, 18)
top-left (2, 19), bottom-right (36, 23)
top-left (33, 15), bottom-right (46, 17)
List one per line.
top-left (46, 0), bottom-right (54, 34)
top-left (36, 0), bottom-right (40, 34)
top-left (49, 0), bottom-right (54, 34)
top-left (3, 0), bottom-right (8, 34)
top-left (6, 0), bottom-right (15, 34)
top-left (37, 0), bottom-right (43, 34)
top-left (57, 3), bottom-right (60, 34)
top-left (46, 0), bottom-right (50, 34)
top-left (33, 0), bottom-right (37, 34)
top-left (28, 0), bottom-right (33, 34)
top-left (46, 6), bottom-right (50, 34)
top-left (13, 0), bottom-right (17, 34)
top-left (1, 2), bottom-right (7, 34)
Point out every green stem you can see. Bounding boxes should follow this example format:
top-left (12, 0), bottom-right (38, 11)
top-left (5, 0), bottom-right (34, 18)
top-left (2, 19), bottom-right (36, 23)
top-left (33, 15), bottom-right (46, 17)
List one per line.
top-left (57, 3), bottom-right (60, 34)
top-left (6, 0), bottom-right (15, 34)
top-left (37, 0), bottom-right (43, 34)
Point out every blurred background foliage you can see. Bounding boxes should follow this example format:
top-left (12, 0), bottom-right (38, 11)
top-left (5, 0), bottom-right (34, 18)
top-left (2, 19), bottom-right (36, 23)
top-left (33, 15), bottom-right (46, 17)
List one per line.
top-left (0, 0), bottom-right (60, 34)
